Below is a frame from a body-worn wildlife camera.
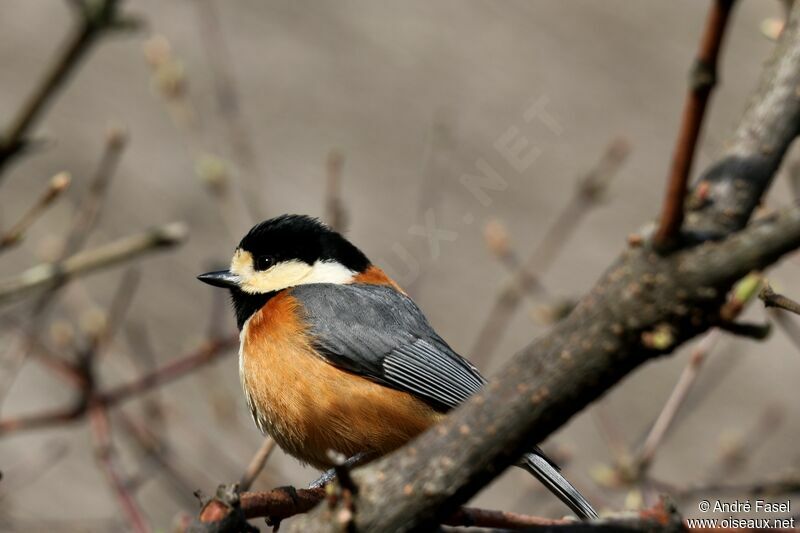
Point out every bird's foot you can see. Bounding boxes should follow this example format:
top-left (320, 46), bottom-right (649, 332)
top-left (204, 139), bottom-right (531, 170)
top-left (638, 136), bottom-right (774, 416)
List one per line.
top-left (308, 451), bottom-right (375, 489)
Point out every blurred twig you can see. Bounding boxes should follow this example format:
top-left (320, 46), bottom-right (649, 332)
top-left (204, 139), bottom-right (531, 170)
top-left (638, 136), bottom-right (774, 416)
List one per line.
top-left (634, 272), bottom-right (762, 475)
top-left (238, 437), bottom-right (277, 492)
top-left (470, 137), bottom-right (630, 364)
top-left (117, 412), bottom-right (200, 509)
top-left (325, 150), bottom-right (348, 233)
top-left (760, 282), bottom-right (800, 315)
top-left (89, 403), bottom-right (150, 533)
top-left (0, 335), bottom-right (237, 436)
top-left (635, 329), bottom-right (722, 474)
top-left (653, 0), bottom-right (736, 249)
top-left (193, 0), bottom-right (263, 220)
top-left (60, 127), bottom-right (129, 258)
top-left (98, 336), bottom-right (237, 407)
top-left (0, 222), bottom-right (187, 304)
top-left (0, 172), bottom-right (71, 252)
top-left (0, 0), bottom-right (139, 175)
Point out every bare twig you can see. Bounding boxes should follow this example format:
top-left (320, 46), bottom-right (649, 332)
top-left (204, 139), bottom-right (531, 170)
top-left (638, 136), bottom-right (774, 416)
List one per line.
top-left (238, 437), bottom-right (277, 492)
top-left (97, 335), bottom-right (238, 408)
top-left (0, 172), bottom-right (71, 251)
top-left (193, 0), bottom-right (264, 219)
top-left (89, 403), bottom-right (150, 533)
top-left (635, 329), bottom-right (721, 473)
top-left (654, 0), bottom-right (736, 249)
top-left (61, 127), bottom-right (129, 258)
top-left (0, 335), bottom-right (237, 436)
top-left (116, 412), bottom-right (199, 509)
top-left (470, 137), bottom-right (630, 364)
top-left (325, 150), bottom-right (347, 233)
top-left (635, 272), bottom-right (762, 473)
top-left (653, 471), bottom-right (800, 499)
top-left (193, 485), bottom-right (573, 531)
top-left (0, 0), bottom-right (139, 175)
top-left (760, 282), bottom-right (800, 315)
top-left (194, 489), bottom-right (701, 532)
top-left (0, 222), bottom-right (187, 304)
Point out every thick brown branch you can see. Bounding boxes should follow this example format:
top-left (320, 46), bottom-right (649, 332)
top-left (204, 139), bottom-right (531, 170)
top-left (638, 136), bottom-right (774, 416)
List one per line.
top-left (654, 0), bottom-right (736, 248)
top-left (193, 485), bottom-right (573, 531)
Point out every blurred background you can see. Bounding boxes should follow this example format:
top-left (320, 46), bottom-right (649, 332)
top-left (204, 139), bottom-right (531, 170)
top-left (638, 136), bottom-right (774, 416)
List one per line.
top-left (1, 1), bottom-right (799, 531)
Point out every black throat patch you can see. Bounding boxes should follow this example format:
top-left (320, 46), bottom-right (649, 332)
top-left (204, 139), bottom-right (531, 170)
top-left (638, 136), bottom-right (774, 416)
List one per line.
top-left (229, 289), bottom-right (277, 330)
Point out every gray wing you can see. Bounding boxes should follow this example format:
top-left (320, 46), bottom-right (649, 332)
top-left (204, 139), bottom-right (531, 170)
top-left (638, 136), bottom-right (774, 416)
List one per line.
top-left (288, 283), bottom-right (486, 412)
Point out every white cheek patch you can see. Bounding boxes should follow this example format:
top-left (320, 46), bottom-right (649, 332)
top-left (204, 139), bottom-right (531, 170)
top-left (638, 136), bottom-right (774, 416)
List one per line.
top-left (238, 259), bottom-right (355, 294)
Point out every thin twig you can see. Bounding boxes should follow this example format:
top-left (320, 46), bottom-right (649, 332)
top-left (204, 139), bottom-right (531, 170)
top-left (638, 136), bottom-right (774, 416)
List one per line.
top-left (0, 172), bottom-right (71, 251)
top-left (61, 127), bottom-right (129, 258)
top-left (0, 0), bottom-right (139, 175)
top-left (97, 335), bottom-right (238, 408)
top-left (88, 403), bottom-right (150, 533)
top-left (635, 272), bottom-right (762, 473)
top-left (470, 137), bottom-right (630, 364)
top-left (760, 282), bottom-right (800, 315)
top-left (238, 437), bottom-right (277, 492)
top-left (653, 0), bottom-right (736, 248)
top-left (652, 471), bottom-right (800, 499)
top-left (116, 412), bottom-right (199, 509)
top-left (325, 150), bottom-right (347, 233)
top-left (0, 222), bottom-right (187, 304)
top-left (636, 329), bottom-right (721, 473)
top-left (193, 0), bottom-right (263, 220)
top-left (0, 335), bottom-right (237, 436)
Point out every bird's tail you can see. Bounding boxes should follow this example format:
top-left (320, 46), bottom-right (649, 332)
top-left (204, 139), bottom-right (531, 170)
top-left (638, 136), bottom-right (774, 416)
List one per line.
top-left (521, 452), bottom-right (598, 520)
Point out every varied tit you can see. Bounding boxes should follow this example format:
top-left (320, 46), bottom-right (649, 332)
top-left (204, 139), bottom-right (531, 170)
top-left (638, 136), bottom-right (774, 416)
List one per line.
top-left (198, 214), bottom-right (597, 519)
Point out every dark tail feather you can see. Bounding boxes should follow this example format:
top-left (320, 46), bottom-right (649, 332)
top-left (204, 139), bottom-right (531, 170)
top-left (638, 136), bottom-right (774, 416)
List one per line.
top-left (521, 452), bottom-right (598, 520)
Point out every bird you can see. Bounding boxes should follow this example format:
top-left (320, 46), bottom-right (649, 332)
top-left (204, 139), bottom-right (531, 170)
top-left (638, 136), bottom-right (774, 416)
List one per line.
top-left (197, 214), bottom-right (597, 520)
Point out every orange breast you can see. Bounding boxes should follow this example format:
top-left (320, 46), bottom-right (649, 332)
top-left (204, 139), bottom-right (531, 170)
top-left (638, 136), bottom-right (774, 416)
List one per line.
top-left (240, 291), bottom-right (441, 469)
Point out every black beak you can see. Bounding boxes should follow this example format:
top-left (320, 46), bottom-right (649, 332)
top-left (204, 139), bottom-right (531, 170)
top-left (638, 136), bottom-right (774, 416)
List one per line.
top-left (197, 269), bottom-right (240, 289)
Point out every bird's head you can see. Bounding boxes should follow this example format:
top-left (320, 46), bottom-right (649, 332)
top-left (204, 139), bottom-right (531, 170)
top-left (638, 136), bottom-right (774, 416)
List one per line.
top-left (198, 215), bottom-right (370, 326)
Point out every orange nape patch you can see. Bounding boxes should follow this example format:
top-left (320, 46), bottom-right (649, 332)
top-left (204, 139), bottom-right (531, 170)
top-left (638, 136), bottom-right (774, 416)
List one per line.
top-left (353, 265), bottom-right (405, 292)
top-left (240, 291), bottom-right (440, 469)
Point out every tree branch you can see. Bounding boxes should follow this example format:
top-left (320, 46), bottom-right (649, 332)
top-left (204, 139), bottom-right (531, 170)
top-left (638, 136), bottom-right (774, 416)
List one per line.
top-left (0, 0), bottom-right (140, 175)
top-left (0, 222), bottom-right (187, 304)
top-left (0, 172), bottom-right (71, 251)
top-left (759, 282), bottom-right (800, 315)
top-left (654, 0), bottom-right (736, 248)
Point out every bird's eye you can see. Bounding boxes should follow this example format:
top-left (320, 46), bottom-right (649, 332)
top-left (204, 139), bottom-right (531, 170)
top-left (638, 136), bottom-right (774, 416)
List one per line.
top-left (254, 255), bottom-right (274, 271)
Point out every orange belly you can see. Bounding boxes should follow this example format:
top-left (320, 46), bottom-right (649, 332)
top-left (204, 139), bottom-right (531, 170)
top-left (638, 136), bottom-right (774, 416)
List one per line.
top-left (240, 291), bottom-right (442, 469)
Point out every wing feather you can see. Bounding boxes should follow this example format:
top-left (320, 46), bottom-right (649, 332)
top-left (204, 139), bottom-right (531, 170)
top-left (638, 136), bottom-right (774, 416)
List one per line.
top-left (289, 283), bottom-right (485, 411)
